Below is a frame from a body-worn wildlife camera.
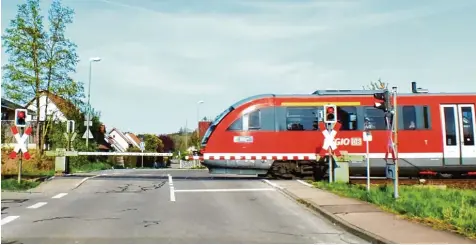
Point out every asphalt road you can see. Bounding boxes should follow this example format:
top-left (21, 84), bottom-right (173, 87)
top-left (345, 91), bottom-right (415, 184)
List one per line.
top-left (2, 169), bottom-right (368, 244)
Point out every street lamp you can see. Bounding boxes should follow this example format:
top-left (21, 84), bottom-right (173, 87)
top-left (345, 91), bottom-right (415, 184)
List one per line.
top-left (86, 57), bottom-right (102, 148)
top-left (197, 100), bottom-right (204, 148)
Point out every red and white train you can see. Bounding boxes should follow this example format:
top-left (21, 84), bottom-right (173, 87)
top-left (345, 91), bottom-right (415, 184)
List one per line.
top-left (188, 82), bottom-right (476, 179)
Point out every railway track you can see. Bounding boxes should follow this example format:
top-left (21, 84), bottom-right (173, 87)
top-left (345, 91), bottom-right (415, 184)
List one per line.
top-left (349, 178), bottom-right (476, 189)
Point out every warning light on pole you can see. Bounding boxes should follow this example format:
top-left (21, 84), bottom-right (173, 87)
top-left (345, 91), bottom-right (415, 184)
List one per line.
top-left (324, 104), bottom-right (337, 123)
top-left (14, 109), bottom-right (27, 127)
top-left (373, 90), bottom-right (391, 112)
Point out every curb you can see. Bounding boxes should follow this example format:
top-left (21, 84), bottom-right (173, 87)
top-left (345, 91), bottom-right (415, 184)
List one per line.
top-left (262, 180), bottom-right (393, 244)
top-left (72, 174), bottom-right (105, 190)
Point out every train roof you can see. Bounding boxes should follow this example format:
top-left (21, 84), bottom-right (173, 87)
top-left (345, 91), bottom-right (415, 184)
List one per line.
top-left (230, 90), bottom-right (475, 110)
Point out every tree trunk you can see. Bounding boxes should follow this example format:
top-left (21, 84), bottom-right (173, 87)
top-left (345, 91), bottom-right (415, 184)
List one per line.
top-left (35, 94), bottom-right (42, 153)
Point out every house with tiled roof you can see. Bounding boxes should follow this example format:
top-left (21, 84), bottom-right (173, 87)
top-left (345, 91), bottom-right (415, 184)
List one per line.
top-left (125, 132), bottom-right (141, 148)
top-left (108, 128), bottom-right (135, 152)
top-left (23, 91), bottom-right (112, 152)
top-left (25, 90), bottom-right (80, 122)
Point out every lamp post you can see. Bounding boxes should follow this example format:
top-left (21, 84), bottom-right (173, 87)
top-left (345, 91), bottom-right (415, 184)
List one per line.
top-left (197, 100), bottom-right (204, 148)
top-left (86, 57), bottom-right (101, 148)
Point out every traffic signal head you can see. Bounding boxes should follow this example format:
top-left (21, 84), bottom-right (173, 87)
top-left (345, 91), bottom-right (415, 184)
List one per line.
top-left (323, 104), bottom-right (337, 123)
top-left (373, 90), bottom-right (391, 112)
top-left (14, 109), bottom-right (27, 127)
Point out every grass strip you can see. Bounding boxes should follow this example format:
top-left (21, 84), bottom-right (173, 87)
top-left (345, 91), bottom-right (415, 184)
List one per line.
top-left (312, 181), bottom-right (476, 240)
top-left (1, 178), bottom-right (41, 191)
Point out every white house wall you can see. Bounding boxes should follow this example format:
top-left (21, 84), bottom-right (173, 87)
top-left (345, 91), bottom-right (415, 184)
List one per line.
top-left (26, 95), bottom-right (68, 122)
top-left (109, 131), bottom-right (130, 151)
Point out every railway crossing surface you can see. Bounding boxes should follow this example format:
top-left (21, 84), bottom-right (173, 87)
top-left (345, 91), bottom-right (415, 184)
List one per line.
top-left (2, 169), bottom-right (474, 244)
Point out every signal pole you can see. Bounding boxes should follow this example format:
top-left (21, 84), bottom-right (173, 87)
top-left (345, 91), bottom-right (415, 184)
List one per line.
top-left (18, 127), bottom-right (24, 184)
top-left (324, 104), bottom-right (337, 183)
top-left (327, 122), bottom-right (333, 183)
top-left (392, 86), bottom-right (399, 198)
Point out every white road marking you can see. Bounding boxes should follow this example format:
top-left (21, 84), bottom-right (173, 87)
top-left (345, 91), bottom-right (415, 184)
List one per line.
top-left (174, 188), bottom-right (276, 193)
top-left (27, 202), bottom-right (47, 209)
top-left (168, 174), bottom-right (173, 186)
top-left (73, 173), bottom-right (106, 189)
top-left (296, 180), bottom-right (313, 187)
top-left (262, 179), bottom-right (284, 190)
top-left (52, 193), bottom-right (68, 199)
top-left (168, 174), bottom-right (175, 202)
top-left (170, 186), bottom-right (176, 202)
top-left (1, 216), bottom-right (19, 226)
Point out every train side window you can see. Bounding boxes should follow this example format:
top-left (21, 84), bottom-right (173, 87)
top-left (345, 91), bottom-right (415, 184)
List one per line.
top-left (402, 106), bottom-right (416, 130)
top-left (337, 106), bottom-right (357, 130)
top-left (227, 117), bottom-right (243, 131)
top-left (286, 107), bottom-right (318, 131)
top-left (460, 106), bottom-right (475, 146)
top-left (423, 106), bottom-right (430, 129)
top-left (248, 110), bottom-right (261, 130)
top-left (443, 107), bottom-right (457, 146)
top-left (364, 107), bottom-right (386, 130)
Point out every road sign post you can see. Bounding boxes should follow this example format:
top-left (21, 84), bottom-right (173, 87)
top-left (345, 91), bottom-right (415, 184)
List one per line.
top-left (64, 120), bottom-right (77, 174)
top-left (83, 115), bottom-right (93, 148)
top-left (363, 130), bottom-right (373, 192)
top-left (140, 142), bottom-right (145, 168)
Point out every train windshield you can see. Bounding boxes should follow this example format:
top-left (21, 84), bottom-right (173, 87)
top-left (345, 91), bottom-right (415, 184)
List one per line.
top-left (201, 106), bottom-right (233, 146)
top-left (201, 94), bottom-right (273, 147)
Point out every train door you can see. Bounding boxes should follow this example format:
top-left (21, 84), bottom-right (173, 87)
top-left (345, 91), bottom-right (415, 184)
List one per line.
top-left (440, 104), bottom-right (476, 165)
top-left (458, 104), bottom-right (476, 165)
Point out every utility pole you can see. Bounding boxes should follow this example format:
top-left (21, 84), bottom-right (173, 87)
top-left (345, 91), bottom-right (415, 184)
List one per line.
top-left (185, 119), bottom-right (188, 150)
top-left (86, 57), bottom-right (101, 148)
top-left (197, 100), bottom-right (204, 149)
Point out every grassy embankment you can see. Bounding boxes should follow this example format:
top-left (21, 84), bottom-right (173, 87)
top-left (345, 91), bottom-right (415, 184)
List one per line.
top-left (312, 181), bottom-right (476, 240)
top-left (1, 148), bottom-right (112, 190)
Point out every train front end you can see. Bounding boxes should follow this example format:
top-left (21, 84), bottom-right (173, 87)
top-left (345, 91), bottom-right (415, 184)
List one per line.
top-left (196, 95), bottom-right (275, 176)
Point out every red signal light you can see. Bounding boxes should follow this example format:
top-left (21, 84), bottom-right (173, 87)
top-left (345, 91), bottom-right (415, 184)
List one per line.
top-left (324, 105), bottom-right (337, 123)
top-left (14, 109), bottom-right (27, 127)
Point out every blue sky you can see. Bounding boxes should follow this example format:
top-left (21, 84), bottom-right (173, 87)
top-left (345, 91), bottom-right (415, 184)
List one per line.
top-left (2, 0), bottom-right (476, 135)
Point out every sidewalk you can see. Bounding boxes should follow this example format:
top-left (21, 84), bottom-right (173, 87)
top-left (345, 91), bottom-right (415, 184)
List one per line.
top-left (270, 180), bottom-right (475, 244)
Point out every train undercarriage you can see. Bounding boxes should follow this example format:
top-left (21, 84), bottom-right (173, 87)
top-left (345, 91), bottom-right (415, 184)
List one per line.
top-left (202, 157), bottom-right (476, 180)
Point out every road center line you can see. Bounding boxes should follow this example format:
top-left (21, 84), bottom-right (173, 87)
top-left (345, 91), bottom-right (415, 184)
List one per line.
top-left (168, 174), bottom-right (175, 202)
top-left (52, 193), bottom-right (68, 199)
top-left (174, 188), bottom-right (276, 193)
top-left (168, 174), bottom-right (173, 186)
top-left (1, 216), bottom-right (19, 226)
top-left (27, 202), bottom-right (47, 209)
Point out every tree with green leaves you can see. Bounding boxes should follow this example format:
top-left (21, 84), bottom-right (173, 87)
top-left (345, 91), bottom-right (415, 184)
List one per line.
top-left (363, 78), bottom-right (389, 90)
top-left (2, 0), bottom-right (81, 154)
top-left (143, 134), bottom-right (164, 153)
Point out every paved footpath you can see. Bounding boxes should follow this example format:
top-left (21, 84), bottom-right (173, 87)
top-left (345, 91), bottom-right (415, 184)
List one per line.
top-left (1, 169), bottom-right (367, 244)
top-left (265, 180), bottom-right (475, 244)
